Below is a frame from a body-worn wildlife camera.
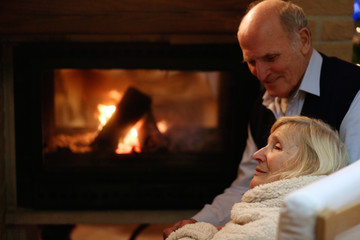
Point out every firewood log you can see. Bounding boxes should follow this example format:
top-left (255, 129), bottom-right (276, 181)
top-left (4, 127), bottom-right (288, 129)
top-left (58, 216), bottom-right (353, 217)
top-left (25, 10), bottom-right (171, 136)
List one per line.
top-left (138, 110), bottom-right (169, 153)
top-left (91, 87), bottom-right (151, 152)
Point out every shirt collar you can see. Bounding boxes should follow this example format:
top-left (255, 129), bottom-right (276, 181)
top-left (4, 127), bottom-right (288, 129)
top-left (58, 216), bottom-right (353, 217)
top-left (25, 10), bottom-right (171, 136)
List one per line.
top-left (298, 49), bottom-right (322, 97)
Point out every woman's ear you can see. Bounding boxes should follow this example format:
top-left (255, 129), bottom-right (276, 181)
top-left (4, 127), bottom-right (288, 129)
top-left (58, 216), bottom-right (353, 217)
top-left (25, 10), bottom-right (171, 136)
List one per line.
top-left (298, 27), bottom-right (312, 55)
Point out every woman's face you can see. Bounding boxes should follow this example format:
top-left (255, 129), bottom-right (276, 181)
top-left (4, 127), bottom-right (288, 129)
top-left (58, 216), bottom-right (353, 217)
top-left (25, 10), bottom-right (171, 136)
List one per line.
top-left (250, 125), bottom-right (300, 188)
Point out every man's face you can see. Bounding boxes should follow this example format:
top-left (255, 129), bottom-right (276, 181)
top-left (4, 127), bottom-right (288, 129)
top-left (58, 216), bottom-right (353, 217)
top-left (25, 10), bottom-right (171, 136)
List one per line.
top-left (238, 16), bottom-right (309, 98)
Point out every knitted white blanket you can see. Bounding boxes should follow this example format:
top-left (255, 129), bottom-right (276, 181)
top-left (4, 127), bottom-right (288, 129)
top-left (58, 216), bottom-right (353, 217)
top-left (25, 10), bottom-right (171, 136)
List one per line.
top-left (167, 175), bottom-right (323, 240)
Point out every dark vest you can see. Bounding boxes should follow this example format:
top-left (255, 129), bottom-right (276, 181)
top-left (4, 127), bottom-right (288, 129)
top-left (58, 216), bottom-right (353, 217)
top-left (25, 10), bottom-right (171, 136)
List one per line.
top-left (250, 54), bottom-right (360, 149)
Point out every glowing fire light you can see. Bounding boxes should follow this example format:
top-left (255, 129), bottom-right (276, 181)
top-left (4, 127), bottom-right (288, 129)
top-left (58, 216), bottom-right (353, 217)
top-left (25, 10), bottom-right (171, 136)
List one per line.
top-left (157, 120), bottom-right (168, 133)
top-left (97, 99), bottom-right (167, 154)
top-left (116, 120), bottom-right (144, 154)
top-left (97, 104), bottom-right (116, 130)
top-left (109, 90), bottom-right (122, 101)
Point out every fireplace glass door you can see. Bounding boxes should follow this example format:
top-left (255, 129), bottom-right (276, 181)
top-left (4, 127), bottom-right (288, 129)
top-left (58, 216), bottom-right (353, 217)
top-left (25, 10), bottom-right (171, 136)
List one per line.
top-left (46, 69), bottom-right (223, 158)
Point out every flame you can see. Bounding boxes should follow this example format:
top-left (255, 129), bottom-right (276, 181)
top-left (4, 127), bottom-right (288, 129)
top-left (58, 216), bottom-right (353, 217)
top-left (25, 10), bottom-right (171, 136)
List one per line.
top-left (97, 104), bottom-right (116, 130)
top-left (109, 90), bottom-right (122, 101)
top-left (115, 120), bottom-right (144, 154)
top-left (157, 120), bottom-right (168, 133)
top-left (96, 90), bottom-right (122, 130)
top-left (97, 99), bottom-right (167, 154)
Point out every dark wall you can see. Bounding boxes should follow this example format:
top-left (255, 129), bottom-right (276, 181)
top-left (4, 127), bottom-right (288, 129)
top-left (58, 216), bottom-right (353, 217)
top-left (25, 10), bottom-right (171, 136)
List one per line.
top-left (0, 0), bottom-right (252, 35)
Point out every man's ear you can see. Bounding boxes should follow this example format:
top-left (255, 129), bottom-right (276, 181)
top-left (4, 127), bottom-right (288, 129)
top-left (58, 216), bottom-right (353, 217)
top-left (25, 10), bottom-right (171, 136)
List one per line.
top-left (299, 27), bottom-right (311, 55)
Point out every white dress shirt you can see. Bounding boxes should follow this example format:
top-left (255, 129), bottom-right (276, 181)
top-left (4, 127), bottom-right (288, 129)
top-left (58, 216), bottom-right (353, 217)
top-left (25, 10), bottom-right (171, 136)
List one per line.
top-left (192, 50), bottom-right (360, 225)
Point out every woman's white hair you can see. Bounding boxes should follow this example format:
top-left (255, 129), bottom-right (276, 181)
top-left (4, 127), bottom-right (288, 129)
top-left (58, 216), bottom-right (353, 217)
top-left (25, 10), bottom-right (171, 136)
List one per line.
top-left (269, 116), bottom-right (348, 180)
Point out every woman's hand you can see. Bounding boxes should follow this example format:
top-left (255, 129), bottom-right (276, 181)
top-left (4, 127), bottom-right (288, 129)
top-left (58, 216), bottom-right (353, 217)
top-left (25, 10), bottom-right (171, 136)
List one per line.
top-left (162, 219), bottom-right (197, 239)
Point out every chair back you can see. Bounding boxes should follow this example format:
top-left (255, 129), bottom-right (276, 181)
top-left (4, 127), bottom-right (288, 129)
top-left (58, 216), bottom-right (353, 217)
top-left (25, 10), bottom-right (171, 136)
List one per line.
top-left (277, 160), bottom-right (360, 240)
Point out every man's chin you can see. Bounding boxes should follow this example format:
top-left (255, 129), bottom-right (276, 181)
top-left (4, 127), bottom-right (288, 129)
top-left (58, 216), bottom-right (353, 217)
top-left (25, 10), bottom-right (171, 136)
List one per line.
top-left (266, 90), bottom-right (280, 98)
top-left (266, 88), bottom-right (289, 98)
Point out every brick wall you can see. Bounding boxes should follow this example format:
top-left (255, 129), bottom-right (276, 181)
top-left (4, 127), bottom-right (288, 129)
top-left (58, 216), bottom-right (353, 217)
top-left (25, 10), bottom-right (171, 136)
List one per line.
top-left (297, 0), bottom-right (355, 62)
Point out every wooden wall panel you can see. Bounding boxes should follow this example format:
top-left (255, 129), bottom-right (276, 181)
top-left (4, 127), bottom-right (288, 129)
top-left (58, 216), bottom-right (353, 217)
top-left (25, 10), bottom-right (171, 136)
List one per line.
top-left (0, 12), bottom-right (244, 35)
top-left (0, 0), bottom-right (251, 14)
top-left (0, 0), bottom-right (253, 35)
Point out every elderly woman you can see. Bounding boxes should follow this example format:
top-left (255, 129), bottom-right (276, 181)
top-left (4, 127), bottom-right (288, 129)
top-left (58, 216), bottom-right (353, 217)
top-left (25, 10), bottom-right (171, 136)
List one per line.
top-left (165, 116), bottom-right (348, 240)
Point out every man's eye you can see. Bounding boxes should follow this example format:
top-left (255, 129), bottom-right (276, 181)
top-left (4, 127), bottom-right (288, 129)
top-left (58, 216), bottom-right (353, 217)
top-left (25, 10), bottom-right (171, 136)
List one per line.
top-left (266, 55), bottom-right (277, 62)
top-left (247, 60), bottom-right (256, 66)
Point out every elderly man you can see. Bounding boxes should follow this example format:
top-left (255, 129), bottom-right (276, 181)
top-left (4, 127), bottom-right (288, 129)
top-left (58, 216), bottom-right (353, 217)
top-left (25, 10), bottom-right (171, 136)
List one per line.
top-left (163, 0), bottom-right (360, 237)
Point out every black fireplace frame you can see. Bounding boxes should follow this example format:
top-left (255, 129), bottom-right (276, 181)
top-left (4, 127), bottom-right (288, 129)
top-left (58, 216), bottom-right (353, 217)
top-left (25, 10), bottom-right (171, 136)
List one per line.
top-left (12, 42), bottom-right (259, 210)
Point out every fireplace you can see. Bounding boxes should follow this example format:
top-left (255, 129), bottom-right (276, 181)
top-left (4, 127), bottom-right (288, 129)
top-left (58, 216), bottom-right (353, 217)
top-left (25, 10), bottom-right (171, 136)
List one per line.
top-left (10, 41), bottom-right (259, 211)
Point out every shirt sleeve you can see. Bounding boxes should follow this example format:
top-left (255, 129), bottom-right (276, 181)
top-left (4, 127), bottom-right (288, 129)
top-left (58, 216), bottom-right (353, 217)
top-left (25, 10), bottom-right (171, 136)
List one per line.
top-left (192, 125), bottom-right (258, 225)
top-left (340, 89), bottom-right (360, 163)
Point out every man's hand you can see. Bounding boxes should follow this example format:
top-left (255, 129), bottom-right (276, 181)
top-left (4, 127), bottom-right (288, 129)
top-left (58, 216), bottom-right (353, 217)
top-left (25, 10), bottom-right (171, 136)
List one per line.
top-left (162, 219), bottom-right (197, 239)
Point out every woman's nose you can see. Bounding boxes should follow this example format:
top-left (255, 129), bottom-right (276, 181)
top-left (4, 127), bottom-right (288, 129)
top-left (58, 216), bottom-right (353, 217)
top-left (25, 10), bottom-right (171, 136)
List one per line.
top-left (252, 147), bottom-right (266, 162)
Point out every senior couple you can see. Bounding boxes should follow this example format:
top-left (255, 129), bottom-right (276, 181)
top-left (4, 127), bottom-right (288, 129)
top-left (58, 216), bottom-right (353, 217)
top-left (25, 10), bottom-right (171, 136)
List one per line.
top-left (163, 0), bottom-right (360, 239)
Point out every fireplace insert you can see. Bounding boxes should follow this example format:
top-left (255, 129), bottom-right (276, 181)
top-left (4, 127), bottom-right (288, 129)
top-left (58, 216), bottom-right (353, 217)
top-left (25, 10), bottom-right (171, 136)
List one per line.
top-left (12, 42), bottom-right (259, 210)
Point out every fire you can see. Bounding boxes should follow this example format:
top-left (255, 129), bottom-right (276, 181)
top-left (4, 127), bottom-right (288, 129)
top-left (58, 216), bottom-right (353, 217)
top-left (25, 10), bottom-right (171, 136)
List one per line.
top-left (97, 102), bottom-right (142, 154)
top-left (108, 90), bottom-right (122, 101)
top-left (96, 90), bottom-right (122, 130)
top-left (115, 120), bottom-right (143, 154)
top-left (157, 120), bottom-right (168, 133)
top-left (97, 98), bottom-right (168, 154)
top-left (97, 104), bottom-right (116, 130)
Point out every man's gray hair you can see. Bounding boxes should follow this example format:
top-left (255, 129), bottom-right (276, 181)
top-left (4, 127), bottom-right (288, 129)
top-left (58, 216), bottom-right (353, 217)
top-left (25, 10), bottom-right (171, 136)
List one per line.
top-left (279, 1), bottom-right (310, 40)
top-left (244, 0), bottom-right (310, 42)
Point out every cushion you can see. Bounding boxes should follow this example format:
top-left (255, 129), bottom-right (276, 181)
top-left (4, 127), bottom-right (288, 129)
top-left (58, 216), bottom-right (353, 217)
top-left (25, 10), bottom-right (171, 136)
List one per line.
top-left (277, 160), bottom-right (360, 240)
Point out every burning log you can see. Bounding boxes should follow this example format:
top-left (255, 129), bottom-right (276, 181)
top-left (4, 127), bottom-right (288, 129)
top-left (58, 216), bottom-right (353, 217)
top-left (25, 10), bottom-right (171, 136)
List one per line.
top-left (138, 110), bottom-right (169, 153)
top-left (91, 87), bottom-right (152, 152)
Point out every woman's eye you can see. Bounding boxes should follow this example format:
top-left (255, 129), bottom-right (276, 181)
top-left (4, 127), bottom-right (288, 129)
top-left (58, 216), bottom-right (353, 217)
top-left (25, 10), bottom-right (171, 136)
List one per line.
top-left (274, 144), bottom-right (282, 151)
